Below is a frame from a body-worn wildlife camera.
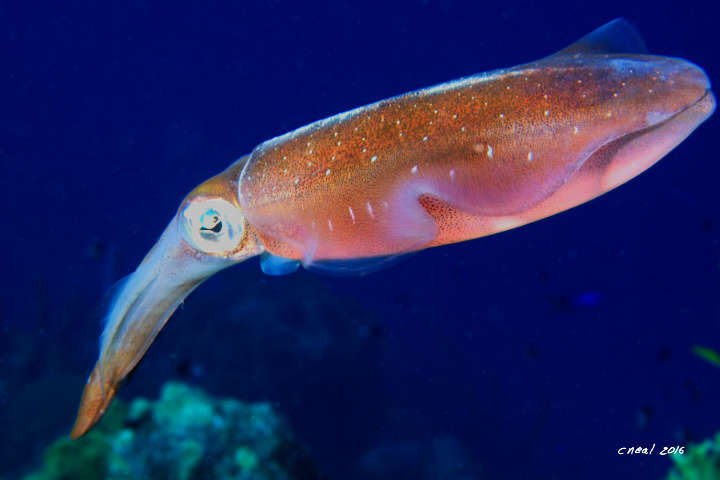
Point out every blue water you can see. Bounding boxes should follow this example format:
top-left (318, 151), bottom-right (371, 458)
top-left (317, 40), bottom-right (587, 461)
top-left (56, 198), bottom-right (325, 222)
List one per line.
top-left (1, 1), bottom-right (718, 479)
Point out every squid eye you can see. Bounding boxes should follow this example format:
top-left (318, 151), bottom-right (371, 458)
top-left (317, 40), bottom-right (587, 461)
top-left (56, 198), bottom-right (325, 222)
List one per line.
top-left (199, 209), bottom-right (223, 238)
top-left (181, 199), bottom-right (244, 253)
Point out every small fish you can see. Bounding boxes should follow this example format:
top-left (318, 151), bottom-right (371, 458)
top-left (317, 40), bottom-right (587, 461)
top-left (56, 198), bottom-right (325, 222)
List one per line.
top-left (692, 346), bottom-right (720, 367)
top-left (573, 291), bottom-right (603, 308)
top-left (70, 19), bottom-right (715, 438)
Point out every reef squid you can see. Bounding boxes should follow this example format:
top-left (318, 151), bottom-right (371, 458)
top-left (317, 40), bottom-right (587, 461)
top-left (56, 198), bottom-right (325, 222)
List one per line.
top-left (71, 19), bottom-right (715, 438)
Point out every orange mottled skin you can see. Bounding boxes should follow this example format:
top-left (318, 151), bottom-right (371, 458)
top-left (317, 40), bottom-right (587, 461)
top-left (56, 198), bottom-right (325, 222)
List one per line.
top-left (239, 55), bottom-right (709, 264)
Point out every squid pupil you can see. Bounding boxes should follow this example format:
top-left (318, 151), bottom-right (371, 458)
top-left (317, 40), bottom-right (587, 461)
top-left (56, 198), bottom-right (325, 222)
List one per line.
top-left (201, 221), bottom-right (222, 234)
top-left (200, 214), bottom-right (223, 234)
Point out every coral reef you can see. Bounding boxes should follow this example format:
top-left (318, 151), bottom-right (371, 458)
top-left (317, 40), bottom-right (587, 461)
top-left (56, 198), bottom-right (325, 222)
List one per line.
top-left (666, 432), bottom-right (720, 480)
top-left (23, 382), bottom-right (323, 480)
top-left (22, 398), bottom-right (127, 480)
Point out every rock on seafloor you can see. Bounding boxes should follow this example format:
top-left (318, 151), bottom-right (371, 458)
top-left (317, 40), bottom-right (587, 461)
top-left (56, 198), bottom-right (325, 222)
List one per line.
top-left (22, 382), bottom-right (324, 480)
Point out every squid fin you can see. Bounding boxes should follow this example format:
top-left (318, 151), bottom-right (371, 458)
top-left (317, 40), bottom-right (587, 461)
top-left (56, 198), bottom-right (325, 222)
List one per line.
top-left (260, 251), bottom-right (301, 275)
top-left (550, 18), bottom-right (648, 58)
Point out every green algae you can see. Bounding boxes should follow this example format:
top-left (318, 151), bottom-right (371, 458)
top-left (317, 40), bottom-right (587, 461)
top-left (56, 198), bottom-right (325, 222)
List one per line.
top-left (22, 400), bottom-right (127, 480)
top-left (692, 346), bottom-right (720, 368)
top-left (234, 447), bottom-right (259, 473)
top-left (666, 432), bottom-right (720, 480)
top-left (23, 382), bottom-right (322, 480)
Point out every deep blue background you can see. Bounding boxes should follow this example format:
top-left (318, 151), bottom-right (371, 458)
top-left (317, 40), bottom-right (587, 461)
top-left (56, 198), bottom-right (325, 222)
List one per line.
top-left (1, 1), bottom-right (718, 479)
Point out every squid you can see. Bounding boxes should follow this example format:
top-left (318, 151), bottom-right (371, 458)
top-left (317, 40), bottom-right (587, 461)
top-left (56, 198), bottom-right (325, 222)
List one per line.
top-left (71, 19), bottom-right (714, 438)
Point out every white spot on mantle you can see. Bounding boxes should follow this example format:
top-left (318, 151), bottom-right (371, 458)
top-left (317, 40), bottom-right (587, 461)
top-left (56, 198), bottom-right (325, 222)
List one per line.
top-left (366, 201), bottom-right (375, 219)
